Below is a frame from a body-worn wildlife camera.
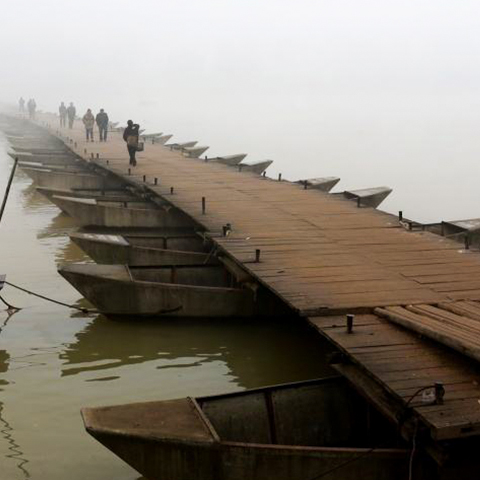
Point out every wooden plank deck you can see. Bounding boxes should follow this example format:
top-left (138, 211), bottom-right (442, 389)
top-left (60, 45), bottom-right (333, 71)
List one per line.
top-left (308, 312), bottom-right (480, 441)
top-left (38, 113), bottom-right (480, 315)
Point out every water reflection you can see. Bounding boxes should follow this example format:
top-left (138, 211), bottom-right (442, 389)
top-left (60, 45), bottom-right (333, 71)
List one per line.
top-left (0, 403), bottom-right (31, 479)
top-left (60, 315), bottom-right (334, 388)
top-left (0, 340), bottom-right (30, 478)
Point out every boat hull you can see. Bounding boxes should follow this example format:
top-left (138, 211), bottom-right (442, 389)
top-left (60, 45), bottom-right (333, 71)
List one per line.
top-left (59, 264), bottom-right (255, 317)
top-left (297, 176), bottom-right (341, 192)
top-left (70, 232), bottom-right (214, 265)
top-left (239, 160), bottom-right (273, 174)
top-left (208, 154), bottom-right (247, 166)
top-left (21, 167), bottom-right (121, 190)
top-left (51, 196), bottom-right (195, 228)
top-left (36, 187), bottom-right (136, 203)
top-left (81, 377), bottom-right (423, 480)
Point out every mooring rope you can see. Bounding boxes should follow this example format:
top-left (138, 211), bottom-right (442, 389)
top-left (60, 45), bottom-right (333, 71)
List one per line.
top-left (4, 281), bottom-right (98, 314)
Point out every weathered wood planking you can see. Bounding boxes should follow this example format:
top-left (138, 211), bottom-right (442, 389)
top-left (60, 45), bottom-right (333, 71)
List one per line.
top-left (39, 113), bottom-right (480, 314)
top-left (308, 313), bottom-right (480, 440)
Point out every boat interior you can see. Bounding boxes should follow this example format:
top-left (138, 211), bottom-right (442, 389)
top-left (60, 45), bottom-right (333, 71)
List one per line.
top-left (126, 234), bottom-right (209, 252)
top-left (197, 377), bottom-right (405, 448)
top-left (129, 264), bottom-right (235, 288)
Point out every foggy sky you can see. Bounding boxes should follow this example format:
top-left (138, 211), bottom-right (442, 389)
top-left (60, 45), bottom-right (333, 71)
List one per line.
top-left (2, 0), bottom-right (480, 222)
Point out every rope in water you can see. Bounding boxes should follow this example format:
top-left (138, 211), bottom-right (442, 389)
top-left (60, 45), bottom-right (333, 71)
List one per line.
top-left (4, 281), bottom-right (98, 314)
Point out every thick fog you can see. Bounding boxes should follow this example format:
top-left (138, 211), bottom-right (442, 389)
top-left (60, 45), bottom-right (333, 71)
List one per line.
top-left (2, 0), bottom-right (480, 222)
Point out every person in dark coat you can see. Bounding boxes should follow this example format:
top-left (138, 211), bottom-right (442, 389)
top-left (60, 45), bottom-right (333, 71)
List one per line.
top-left (27, 98), bottom-right (36, 120)
top-left (95, 109), bottom-right (109, 142)
top-left (59, 102), bottom-right (67, 127)
top-left (123, 120), bottom-right (140, 166)
top-left (66, 102), bottom-right (76, 129)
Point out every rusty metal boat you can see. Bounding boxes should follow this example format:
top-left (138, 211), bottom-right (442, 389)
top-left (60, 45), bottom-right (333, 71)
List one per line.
top-left (81, 376), bottom-right (428, 480)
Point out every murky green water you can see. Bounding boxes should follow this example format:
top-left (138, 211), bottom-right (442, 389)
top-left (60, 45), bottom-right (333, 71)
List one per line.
top-left (0, 133), bottom-right (333, 479)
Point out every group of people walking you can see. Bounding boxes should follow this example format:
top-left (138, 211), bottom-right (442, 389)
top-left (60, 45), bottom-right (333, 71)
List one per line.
top-left (58, 103), bottom-right (109, 142)
top-left (57, 102), bottom-right (141, 165)
top-left (18, 97), bottom-right (37, 120)
top-left (18, 97), bottom-right (141, 166)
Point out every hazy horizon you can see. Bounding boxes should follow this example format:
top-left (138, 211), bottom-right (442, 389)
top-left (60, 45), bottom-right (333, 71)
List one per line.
top-left (2, 0), bottom-right (480, 222)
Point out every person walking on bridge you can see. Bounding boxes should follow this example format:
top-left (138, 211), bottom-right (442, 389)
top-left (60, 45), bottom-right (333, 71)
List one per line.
top-left (96, 108), bottom-right (109, 142)
top-left (123, 120), bottom-right (140, 166)
top-left (59, 102), bottom-right (67, 127)
top-left (82, 109), bottom-right (95, 142)
top-left (67, 102), bottom-right (76, 129)
top-left (18, 97), bottom-right (25, 112)
top-left (27, 98), bottom-right (36, 120)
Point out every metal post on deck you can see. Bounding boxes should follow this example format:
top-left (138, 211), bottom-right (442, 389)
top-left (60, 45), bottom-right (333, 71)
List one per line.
top-left (0, 158), bottom-right (18, 225)
top-left (222, 223), bottom-right (231, 236)
top-left (398, 211), bottom-right (403, 221)
top-left (434, 382), bottom-right (445, 404)
top-left (143, 175), bottom-right (146, 183)
top-left (238, 165), bottom-right (243, 172)
top-left (263, 171), bottom-right (266, 177)
top-left (154, 178), bottom-right (158, 185)
top-left (202, 197), bottom-right (206, 214)
top-left (304, 181), bottom-right (308, 190)
top-left (170, 187), bottom-right (174, 195)
top-left (465, 235), bottom-right (470, 250)
top-left (255, 249), bottom-right (261, 263)
top-left (84, 148), bottom-right (87, 154)
top-left (278, 173), bottom-right (282, 181)
top-left (128, 168), bottom-right (131, 176)
top-left (106, 160), bottom-right (109, 165)
top-left (74, 142), bottom-right (77, 148)
top-left (356, 197), bottom-right (361, 208)
top-left (96, 153), bottom-right (99, 159)
top-left (204, 156), bottom-right (208, 162)
top-left (346, 314), bottom-right (354, 334)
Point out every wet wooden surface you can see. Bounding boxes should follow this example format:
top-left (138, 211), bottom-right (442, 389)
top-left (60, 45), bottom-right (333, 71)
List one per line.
top-left (308, 313), bottom-right (480, 440)
top-left (39, 113), bottom-right (480, 315)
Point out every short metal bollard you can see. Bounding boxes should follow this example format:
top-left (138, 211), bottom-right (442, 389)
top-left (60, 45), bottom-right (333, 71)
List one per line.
top-left (154, 178), bottom-right (158, 185)
top-left (255, 249), bottom-right (261, 263)
top-left (434, 382), bottom-right (445, 405)
top-left (398, 211), bottom-right (403, 221)
top-left (346, 314), bottom-right (354, 334)
top-left (202, 197), bottom-right (206, 214)
top-left (170, 187), bottom-right (174, 195)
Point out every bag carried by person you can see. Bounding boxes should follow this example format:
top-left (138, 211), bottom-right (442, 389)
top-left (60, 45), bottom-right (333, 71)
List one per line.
top-left (136, 142), bottom-right (144, 152)
top-left (126, 135), bottom-right (138, 147)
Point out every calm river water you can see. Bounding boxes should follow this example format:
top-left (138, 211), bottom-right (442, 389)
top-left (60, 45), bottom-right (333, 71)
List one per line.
top-left (0, 133), bottom-right (332, 479)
